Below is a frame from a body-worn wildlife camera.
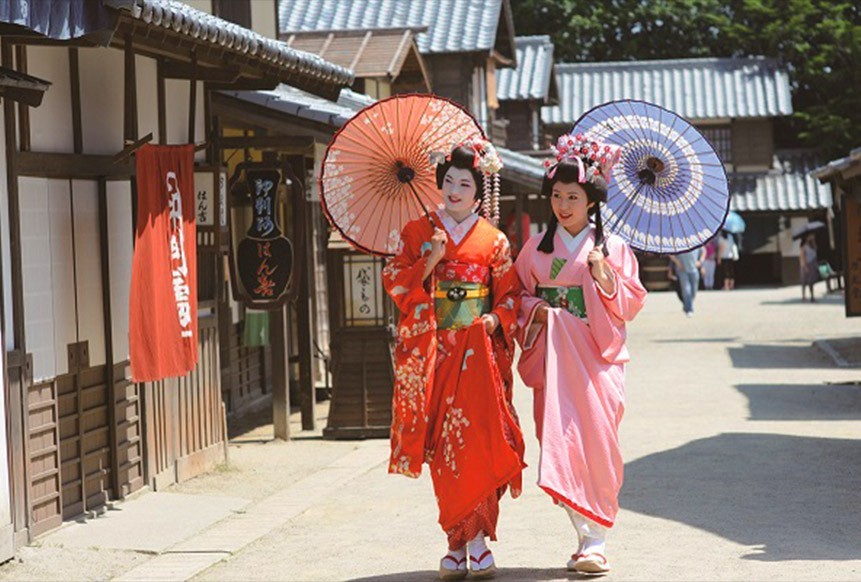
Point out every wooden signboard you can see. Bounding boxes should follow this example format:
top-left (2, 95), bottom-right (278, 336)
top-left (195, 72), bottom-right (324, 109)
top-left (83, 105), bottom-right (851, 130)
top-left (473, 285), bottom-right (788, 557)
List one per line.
top-left (228, 162), bottom-right (294, 309)
top-left (844, 193), bottom-right (861, 317)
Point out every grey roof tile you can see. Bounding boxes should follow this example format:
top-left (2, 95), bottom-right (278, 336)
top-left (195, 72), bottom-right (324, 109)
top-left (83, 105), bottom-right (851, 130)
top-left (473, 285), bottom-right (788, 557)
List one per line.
top-left (731, 151), bottom-right (832, 212)
top-left (106, 0), bottom-right (354, 89)
top-left (544, 57), bottom-right (793, 125)
top-left (278, 0), bottom-right (513, 58)
top-left (497, 35), bottom-right (555, 102)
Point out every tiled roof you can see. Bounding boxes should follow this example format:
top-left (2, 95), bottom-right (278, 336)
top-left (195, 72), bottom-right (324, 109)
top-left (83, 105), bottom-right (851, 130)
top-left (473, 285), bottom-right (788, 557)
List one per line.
top-left (497, 35), bottom-right (556, 103)
top-left (278, 0), bottom-right (516, 60)
top-left (731, 151), bottom-right (832, 213)
top-left (222, 85), bottom-right (376, 128)
top-left (498, 148), bottom-right (544, 188)
top-left (105, 0), bottom-right (354, 95)
top-left (812, 147), bottom-right (861, 181)
top-left (544, 57), bottom-right (793, 125)
top-left (284, 28), bottom-right (430, 89)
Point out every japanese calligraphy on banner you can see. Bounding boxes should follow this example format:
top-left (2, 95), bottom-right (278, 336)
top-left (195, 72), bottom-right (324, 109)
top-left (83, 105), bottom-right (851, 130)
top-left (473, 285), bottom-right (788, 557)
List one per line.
top-left (194, 170), bottom-right (227, 227)
top-left (130, 144), bottom-right (198, 382)
top-left (228, 162), bottom-right (294, 309)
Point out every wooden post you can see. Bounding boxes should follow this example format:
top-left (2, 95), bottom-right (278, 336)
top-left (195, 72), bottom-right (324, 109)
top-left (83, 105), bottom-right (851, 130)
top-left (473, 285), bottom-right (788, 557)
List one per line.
top-left (287, 155), bottom-right (316, 431)
top-left (271, 305), bottom-right (290, 440)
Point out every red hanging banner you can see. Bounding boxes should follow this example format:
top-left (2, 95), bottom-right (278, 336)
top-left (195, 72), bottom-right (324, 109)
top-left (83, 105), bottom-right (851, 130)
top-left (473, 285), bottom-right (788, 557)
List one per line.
top-left (130, 144), bottom-right (198, 382)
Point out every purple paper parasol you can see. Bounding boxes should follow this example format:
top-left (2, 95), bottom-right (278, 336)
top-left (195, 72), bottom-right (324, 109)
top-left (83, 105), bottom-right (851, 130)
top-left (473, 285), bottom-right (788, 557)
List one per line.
top-left (571, 100), bottom-right (730, 254)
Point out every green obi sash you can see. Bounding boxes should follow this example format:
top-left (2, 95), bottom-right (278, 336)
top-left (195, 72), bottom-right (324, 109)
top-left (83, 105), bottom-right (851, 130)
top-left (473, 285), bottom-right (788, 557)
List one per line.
top-left (434, 281), bottom-right (491, 330)
top-left (537, 284), bottom-right (587, 320)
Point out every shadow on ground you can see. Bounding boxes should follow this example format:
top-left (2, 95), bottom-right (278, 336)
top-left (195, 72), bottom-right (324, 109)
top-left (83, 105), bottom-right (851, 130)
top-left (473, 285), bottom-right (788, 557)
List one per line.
top-left (761, 292), bottom-right (844, 306)
top-left (622, 433), bottom-right (861, 561)
top-left (349, 568), bottom-right (593, 581)
top-left (736, 383), bottom-right (861, 420)
top-left (727, 343), bottom-right (835, 369)
top-left (653, 337), bottom-right (740, 344)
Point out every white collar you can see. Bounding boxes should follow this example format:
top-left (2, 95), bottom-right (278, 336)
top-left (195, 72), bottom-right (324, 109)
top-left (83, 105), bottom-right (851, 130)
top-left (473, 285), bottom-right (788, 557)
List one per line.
top-left (436, 209), bottom-right (478, 245)
top-left (556, 223), bottom-right (592, 253)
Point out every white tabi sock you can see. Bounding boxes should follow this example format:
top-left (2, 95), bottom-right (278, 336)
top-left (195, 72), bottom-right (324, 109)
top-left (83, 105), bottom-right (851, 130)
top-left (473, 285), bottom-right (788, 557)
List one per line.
top-left (468, 531), bottom-right (494, 569)
top-left (565, 507), bottom-right (607, 555)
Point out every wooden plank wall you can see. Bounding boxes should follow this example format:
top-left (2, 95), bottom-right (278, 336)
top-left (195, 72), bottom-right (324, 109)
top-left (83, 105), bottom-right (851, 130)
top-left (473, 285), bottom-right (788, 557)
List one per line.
top-left (144, 315), bottom-right (225, 490)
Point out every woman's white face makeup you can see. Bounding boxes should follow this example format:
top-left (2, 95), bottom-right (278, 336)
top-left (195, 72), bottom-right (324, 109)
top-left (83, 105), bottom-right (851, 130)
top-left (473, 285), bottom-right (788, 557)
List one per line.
top-left (441, 167), bottom-right (478, 216)
top-left (550, 181), bottom-right (594, 231)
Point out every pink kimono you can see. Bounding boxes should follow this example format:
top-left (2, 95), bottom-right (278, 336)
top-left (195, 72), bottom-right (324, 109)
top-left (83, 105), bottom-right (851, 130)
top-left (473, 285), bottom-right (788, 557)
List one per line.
top-left (514, 225), bottom-right (646, 527)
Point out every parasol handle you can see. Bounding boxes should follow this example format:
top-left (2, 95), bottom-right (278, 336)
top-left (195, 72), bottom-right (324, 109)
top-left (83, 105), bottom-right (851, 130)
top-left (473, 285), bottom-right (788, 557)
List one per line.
top-left (397, 161), bottom-right (437, 228)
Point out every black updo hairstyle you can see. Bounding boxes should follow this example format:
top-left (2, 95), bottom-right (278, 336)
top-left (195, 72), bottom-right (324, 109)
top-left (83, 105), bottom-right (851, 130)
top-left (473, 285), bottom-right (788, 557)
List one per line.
top-left (435, 145), bottom-right (484, 201)
top-left (537, 158), bottom-right (609, 254)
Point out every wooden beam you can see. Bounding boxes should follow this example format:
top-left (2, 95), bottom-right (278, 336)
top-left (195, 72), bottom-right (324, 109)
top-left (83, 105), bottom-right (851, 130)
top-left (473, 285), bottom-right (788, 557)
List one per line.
top-left (287, 155), bottom-right (316, 431)
top-left (349, 31), bottom-right (373, 72)
top-left (14, 46), bottom-right (29, 152)
top-left (69, 49), bottom-right (83, 154)
top-left (157, 59), bottom-right (166, 145)
top-left (216, 135), bottom-right (315, 150)
top-left (97, 179), bottom-right (121, 498)
top-left (271, 306), bottom-right (291, 440)
top-left (2, 41), bottom-right (25, 353)
top-left (123, 35), bottom-right (138, 143)
top-left (188, 52), bottom-right (197, 145)
top-left (17, 152), bottom-right (134, 179)
top-left (318, 33), bottom-right (335, 59)
top-left (113, 132), bottom-right (153, 165)
top-left (162, 61), bottom-right (242, 83)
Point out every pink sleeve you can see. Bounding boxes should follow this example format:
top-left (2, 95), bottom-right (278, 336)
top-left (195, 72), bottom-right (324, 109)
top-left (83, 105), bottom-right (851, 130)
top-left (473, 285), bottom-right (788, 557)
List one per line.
top-left (513, 238), bottom-right (548, 351)
top-left (595, 237), bottom-right (647, 323)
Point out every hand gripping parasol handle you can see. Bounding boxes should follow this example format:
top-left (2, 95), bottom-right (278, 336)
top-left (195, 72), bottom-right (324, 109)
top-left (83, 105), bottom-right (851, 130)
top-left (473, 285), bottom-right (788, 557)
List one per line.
top-left (397, 161), bottom-right (437, 228)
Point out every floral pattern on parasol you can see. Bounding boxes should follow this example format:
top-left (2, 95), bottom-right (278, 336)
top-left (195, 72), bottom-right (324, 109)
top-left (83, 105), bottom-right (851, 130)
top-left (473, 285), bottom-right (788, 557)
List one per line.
top-left (320, 94), bottom-right (485, 256)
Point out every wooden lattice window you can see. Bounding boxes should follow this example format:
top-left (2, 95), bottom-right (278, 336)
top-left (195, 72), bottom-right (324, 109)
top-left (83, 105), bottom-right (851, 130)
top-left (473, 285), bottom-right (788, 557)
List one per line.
top-left (699, 126), bottom-right (732, 164)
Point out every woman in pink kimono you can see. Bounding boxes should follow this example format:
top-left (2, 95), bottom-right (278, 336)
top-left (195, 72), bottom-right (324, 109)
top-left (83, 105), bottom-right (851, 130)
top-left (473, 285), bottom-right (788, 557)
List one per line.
top-left (514, 133), bottom-right (647, 574)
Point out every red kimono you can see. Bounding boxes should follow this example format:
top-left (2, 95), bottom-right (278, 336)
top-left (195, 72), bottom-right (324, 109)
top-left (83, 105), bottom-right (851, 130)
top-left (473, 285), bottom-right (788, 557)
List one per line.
top-left (383, 210), bottom-right (525, 549)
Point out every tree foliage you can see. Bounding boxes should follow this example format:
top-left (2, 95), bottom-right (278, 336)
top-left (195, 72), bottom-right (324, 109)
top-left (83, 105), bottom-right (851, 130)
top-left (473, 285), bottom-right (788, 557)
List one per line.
top-left (511, 0), bottom-right (861, 157)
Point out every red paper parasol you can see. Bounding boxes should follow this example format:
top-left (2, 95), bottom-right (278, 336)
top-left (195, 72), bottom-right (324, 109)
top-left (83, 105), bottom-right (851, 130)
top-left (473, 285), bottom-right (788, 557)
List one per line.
top-left (320, 94), bottom-right (485, 256)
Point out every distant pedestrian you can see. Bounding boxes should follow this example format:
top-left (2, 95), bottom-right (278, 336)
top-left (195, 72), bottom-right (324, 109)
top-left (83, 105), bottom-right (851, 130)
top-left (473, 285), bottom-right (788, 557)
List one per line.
top-left (717, 230), bottom-right (739, 290)
top-left (701, 237), bottom-right (719, 290)
top-left (799, 233), bottom-right (819, 302)
top-left (669, 247), bottom-right (705, 317)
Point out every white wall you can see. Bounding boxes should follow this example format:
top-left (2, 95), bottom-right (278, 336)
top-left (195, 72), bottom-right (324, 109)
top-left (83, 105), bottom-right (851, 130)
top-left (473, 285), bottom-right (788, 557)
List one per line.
top-left (0, 112), bottom-right (13, 351)
top-left (251, 1), bottom-right (278, 39)
top-left (72, 181), bottom-right (106, 367)
top-left (26, 46), bottom-right (74, 153)
top-left (78, 47), bottom-right (124, 155)
top-left (0, 113), bottom-right (11, 533)
top-left (183, 0), bottom-right (211, 13)
top-left (165, 79), bottom-right (206, 161)
top-left (107, 181), bottom-right (133, 363)
top-left (19, 178), bottom-right (74, 382)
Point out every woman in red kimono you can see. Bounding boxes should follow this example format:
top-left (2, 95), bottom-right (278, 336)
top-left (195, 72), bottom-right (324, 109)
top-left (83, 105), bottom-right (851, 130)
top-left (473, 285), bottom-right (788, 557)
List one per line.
top-left (382, 139), bottom-right (525, 580)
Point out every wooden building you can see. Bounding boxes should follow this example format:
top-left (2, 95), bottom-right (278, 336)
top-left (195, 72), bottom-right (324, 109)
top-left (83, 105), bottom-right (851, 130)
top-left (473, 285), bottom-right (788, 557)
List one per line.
top-left (0, 0), bottom-right (351, 547)
top-left (496, 35), bottom-right (558, 152)
top-left (279, 0), bottom-right (518, 142)
top-left (814, 147), bottom-right (861, 317)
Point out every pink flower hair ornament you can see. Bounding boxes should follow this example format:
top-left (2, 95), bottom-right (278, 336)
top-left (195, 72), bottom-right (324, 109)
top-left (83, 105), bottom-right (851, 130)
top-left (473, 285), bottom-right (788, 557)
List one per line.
top-left (544, 132), bottom-right (622, 185)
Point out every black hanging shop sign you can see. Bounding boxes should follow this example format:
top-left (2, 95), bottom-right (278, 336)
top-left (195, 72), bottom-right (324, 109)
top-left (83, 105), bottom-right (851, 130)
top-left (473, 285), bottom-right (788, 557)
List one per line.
top-left (228, 161), bottom-right (294, 309)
